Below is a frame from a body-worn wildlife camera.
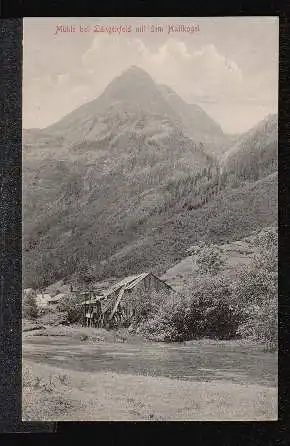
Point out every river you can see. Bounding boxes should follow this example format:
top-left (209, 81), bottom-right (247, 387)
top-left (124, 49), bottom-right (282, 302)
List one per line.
top-left (23, 336), bottom-right (277, 387)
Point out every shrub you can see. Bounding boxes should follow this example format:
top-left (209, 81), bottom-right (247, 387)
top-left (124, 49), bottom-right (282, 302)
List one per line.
top-left (232, 271), bottom-right (277, 350)
top-left (138, 314), bottom-right (180, 342)
top-left (134, 228), bottom-right (277, 347)
top-left (23, 290), bottom-right (39, 320)
top-left (252, 226), bottom-right (278, 252)
top-left (124, 289), bottom-right (168, 328)
top-left (231, 226), bottom-right (278, 350)
top-left (138, 277), bottom-right (242, 342)
top-left (57, 294), bottom-right (83, 324)
top-left (142, 292), bottom-right (193, 341)
top-left (136, 291), bottom-right (187, 341)
top-left (193, 243), bottom-right (225, 275)
top-left (236, 299), bottom-right (278, 351)
top-left (188, 276), bottom-right (242, 339)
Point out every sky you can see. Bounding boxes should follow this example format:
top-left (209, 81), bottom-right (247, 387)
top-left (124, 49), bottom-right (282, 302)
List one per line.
top-left (23, 17), bottom-right (278, 134)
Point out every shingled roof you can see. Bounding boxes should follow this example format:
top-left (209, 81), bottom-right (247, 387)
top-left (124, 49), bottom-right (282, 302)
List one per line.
top-left (102, 273), bottom-right (150, 299)
top-left (80, 272), bottom-right (173, 309)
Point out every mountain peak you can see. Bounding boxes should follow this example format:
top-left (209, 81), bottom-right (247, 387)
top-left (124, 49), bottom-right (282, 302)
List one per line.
top-left (44, 64), bottom-right (223, 143)
top-left (124, 65), bottom-right (147, 74)
top-left (94, 64), bottom-right (169, 113)
top-left (159, 84), bottom-right (178, 96)
top-left (115, 65), bottom-right (155, 84)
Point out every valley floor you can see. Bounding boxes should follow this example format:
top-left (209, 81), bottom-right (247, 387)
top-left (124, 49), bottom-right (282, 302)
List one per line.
top-left (22, 325), bottom-right (277, 421)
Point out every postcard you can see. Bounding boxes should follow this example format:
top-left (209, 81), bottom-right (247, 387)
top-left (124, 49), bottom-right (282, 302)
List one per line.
top-left (22, 17), bottom-right (278, 421)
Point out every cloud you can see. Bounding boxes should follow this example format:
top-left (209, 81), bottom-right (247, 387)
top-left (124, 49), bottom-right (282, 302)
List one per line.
top-left (140, 41), bottom-right (244, 101)
top-left (23, 33), bottom-right (277, 132)
top-left (75, 36), bottom-right (245, 104)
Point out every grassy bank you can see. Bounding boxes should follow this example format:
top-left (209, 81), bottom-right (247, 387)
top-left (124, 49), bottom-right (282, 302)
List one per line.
top-left (22, 359), bottom-right (277, 421)
top-left (22, 321), bottom-right (146, 344)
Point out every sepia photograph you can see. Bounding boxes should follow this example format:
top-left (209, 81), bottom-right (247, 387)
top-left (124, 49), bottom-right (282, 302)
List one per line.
top-left (22, 17), bottom-right (278, 421)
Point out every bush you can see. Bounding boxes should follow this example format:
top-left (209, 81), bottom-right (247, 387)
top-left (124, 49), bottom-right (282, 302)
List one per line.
top-left (23, 290), bottom-right (39, 319)
top-left (124, 289), bottom-right (168, 328)
top-left (252, 226), bottom-right (278, 252)
top-left (135, 228), bottom-right (277, 348)
top-left (188, 276), bottom-right (242, 339)
top-left (138, 314), bottom-right (180, 342)
top-left (138, 292), bottom-right (193, 342)
top-left (137, 279), bottom-right (240, 342)
top-left (193, 243), bottom-right (225, 275)
top-left (236, 299), bottom-right (278, 351)
top-left (57, 294), bottom-right (83, 324)
top-left (231, 226), bottom-right (278, 350)
top-left (136, 277), bottom-right (243, 342)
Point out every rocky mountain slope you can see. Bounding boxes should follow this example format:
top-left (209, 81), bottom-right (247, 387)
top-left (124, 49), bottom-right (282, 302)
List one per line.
top-left (222, 113), bottom-right (278, 180)
top-left (23, 66), bottom-right (278, 289)
top-left (158, 84), bottom-right (237, 157)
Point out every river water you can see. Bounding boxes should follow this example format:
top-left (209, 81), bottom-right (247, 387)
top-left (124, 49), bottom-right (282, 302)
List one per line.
top-left (23, 336), bottom-right (277, 387)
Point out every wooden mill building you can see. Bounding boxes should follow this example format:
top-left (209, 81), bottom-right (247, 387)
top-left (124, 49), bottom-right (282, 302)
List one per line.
top-left (81, 272), bottom-right (173, 328)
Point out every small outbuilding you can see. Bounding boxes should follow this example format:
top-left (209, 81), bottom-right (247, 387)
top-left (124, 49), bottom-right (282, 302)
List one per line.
top-left (81, 272), bottom-right (173, 328)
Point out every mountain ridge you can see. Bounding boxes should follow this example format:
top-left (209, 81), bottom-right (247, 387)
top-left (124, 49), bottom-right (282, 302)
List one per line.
top-left (23, 67), bottom-right (278, 289)
top-left (222, 113), bottom-right (278, 180)
top-left (33, 66), bottom-right (224, 147)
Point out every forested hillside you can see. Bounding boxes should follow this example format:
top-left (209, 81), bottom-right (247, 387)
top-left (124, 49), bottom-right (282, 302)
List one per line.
top-left (22, 67), bottom-right (278, 289)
